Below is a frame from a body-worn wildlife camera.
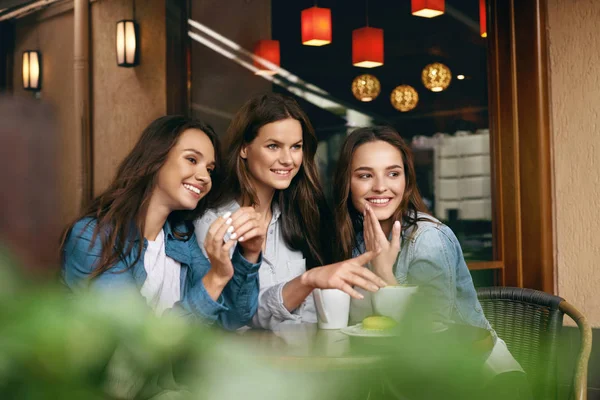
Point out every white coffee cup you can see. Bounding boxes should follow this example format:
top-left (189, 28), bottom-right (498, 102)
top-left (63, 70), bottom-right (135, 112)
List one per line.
top-left (313, 289), bottom-right (350, 330)
top-left (372, 285), bottom-right (419, 322)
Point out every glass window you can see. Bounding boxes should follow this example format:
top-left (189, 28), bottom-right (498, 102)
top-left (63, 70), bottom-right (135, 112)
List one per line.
top-left (189, 0), bottom-right (495, 282)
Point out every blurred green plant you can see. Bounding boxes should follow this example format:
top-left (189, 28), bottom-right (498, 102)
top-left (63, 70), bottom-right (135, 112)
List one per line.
top-left (0, 249), bottom-right (326, 400)
top-left (0, 247), bottom-right (534, 400)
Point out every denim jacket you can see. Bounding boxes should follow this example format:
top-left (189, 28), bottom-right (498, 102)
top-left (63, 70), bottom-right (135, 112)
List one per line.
top-left (353, 212), bottom-right (492, 332)
top-left (62, 217), bottom-right (261, 330)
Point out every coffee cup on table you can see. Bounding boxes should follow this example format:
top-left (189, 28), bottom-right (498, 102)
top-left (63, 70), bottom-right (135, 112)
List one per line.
top-left (313, 289), bottom-right (350, 330)
top-left (372, 284), bottom-right (419, 322)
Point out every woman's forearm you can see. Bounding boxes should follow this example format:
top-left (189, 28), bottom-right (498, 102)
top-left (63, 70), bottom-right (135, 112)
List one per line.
top-left (372, 267), bottom-right (397, 286)
top-left (202, 269), bottom-right (230, 301)
top-left (281, 274), bottom-right (315, 312)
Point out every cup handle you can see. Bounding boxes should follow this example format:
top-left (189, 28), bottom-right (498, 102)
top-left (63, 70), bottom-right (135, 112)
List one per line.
top-left (313, 289), bottom-right (329, 323)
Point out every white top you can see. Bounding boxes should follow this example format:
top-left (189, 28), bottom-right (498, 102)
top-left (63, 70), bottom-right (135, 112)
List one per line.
top-left (194, 200), bottom-right (317, 330)
top-left (140, 230), bottom-right (181, 316)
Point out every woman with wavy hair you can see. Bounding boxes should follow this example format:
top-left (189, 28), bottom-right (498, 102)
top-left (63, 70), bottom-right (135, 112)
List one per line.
top-left (61, 116), bottom-right (264, 330)
top-left (333, 126), bottom-right (528, 398)
top-left (333, 125), bottom-right (493, 326)
top-left (195, 93), bottom-right (385, 330)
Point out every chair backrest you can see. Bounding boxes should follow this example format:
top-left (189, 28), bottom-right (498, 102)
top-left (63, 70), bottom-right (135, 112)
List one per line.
top-left (477, 287), bottom-right (565, 400)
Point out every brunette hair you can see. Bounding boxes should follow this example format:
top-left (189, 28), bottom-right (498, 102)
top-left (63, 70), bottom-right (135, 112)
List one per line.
top-left (333, 126), bottom-right (429, 261)
top-left (61, 115), bottom-right (220, 278)
top-left (213, 92), bottom-right (331, 267)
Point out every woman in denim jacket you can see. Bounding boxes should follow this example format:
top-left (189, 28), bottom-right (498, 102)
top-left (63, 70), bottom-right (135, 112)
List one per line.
top-left (61, 116), bottom-right (263, 330)
top-left (333, 126), bottom-right (528, 396)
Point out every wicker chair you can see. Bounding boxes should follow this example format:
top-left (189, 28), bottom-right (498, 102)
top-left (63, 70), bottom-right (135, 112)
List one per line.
top-left (477, 287), bottom-right (592, 400)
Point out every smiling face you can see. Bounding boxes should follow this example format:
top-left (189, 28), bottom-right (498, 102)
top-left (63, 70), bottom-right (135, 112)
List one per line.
top-left (240, 118), bottom-right (303, 195)
top-left (153, 128), bottom-right (215, 211)
top-left (350, 140), bottom-right (406, 225)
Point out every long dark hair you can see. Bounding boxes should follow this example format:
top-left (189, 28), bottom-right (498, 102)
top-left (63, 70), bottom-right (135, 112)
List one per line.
top-left (333, 126), bottom-right (429, 261)
top-left (213, 92), bottom-right (331, 268)
top-left (61, 115), bottom-right (221, 278)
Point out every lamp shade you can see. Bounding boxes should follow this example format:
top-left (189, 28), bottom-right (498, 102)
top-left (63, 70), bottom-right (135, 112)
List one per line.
top-left (253, 40), bottom-right (280, 76)
top-left (390, 85), bottom-right (419, 112)
top-left (22, 50), bottom-right (41, 91)
top-left (116, 20), bottom-right (139, 67)
top-left (351, 74), bottom-right (381, 102)
top-left (422, 62), bottom-right (452, 92)
top-left (480, 0), bottom-right (487, 38)
top-left (301, 6), bottom-right (331, 46)
top-left (352, 27), bottom-right (383, 68)
top-left (412, 0), bottom-right (445, 18)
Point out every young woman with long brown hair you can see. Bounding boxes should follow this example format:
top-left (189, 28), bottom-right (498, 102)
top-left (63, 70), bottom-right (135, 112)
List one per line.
top-left (195, 93), bottom-right (386, 330)
top-left (61, 116), bottom-right (264, 330)
top-left (333, 125), bottom-right (493, 326)
top-left (333, 126), bottom-right (527, 396)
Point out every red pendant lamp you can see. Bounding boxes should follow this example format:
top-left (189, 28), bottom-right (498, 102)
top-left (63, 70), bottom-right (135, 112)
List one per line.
top-left (253, 40), bottom-right (280, 76)
top-left (479, 0), bottom-right (487, 38)
top-left (352, 27), bottom-right (383, 68)
top-left (412, 0), bottom-right (445, 18)
top-left (301, 6), bottom-right (332, 46)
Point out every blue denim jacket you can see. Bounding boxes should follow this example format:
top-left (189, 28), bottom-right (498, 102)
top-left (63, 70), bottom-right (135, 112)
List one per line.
top-left (354, 213), bottom-right (492, 332)
top-left (62, 217), bottom-right (261, 330)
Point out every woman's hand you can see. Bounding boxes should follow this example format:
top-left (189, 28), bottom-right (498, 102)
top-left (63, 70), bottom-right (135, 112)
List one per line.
top-left (202, 207), bottom-right (265, 300)
top-left (363, 204), bottom-right (401, 285)
top-left (204, 211), bottom-right (238, 283)
top-left (300, 251), bottom-right (387, 299)
top-left (202, 211), bottom-right (240, 300)
top-left (226, 206), bottom-right (265, 263)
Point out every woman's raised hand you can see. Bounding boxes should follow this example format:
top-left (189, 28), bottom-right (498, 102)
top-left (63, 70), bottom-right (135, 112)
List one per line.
top-left (300, 251), bottom-right (387, 299)
top-left (202, 207), bottom-right (265, 300)
top-left (363, 204), bottom-right (401, 285)
top-left (204, 211), bottom-right (238, 282)
top-left (226, 206), bottom-right (265, 263)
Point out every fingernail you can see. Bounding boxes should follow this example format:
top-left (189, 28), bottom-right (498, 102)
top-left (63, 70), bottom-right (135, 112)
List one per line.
top-left (230, 233), bottom-right (237, 240)
top-left (357, 293), bottom-right (364, 300)
top-left (238, 236), bottom-right (245, 242)
top-left (222, 211), bottom-right (232, 219)
top-left (227, 226), bottom-right (234, 233)
top-left (370, 285), bottom-right (379, 291)
top-left (225, 218), bottom-right (232, 225)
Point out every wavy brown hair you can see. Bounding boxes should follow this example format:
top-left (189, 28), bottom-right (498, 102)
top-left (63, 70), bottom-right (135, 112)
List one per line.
top-left (213, 92), bottom-right (331, 268)
top-left (60, 116), bottom-right (221, 278)
top-left (333, 126), bottom-right (429, 261)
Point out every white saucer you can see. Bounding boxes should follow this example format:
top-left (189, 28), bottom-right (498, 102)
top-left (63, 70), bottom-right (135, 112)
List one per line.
top-left (340, 323), bottom-right (397, 338)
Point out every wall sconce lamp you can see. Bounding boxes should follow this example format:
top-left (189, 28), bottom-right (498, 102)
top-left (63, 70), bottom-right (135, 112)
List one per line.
top-left (22, 50), bottom-right (42, 91)
top-left (116, 20), bottom-right (139, 67)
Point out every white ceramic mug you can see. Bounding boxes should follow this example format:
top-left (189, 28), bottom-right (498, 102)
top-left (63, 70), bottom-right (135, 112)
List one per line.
top-left (372, 285), bottom-right (419, 322)
top-left (313, 289), bottom-right (350, 330)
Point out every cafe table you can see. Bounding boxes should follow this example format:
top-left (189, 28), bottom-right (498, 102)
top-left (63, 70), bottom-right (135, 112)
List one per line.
top-left (236, 323), bottom-right (382, 371)
top-left (233, 322), bottom-right (495, 400)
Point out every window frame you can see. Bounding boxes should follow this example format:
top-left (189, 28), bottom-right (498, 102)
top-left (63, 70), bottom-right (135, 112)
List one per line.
top-left (170, 0), bottom-right (556, 292)
top-left (469, 0), bottom-right (554, 292)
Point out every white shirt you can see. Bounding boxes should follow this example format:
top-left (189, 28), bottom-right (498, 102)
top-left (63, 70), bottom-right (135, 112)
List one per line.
top-left (140, 230), bottom-right (181, 316)
top-left (194, 200), bottom-right (317, 330)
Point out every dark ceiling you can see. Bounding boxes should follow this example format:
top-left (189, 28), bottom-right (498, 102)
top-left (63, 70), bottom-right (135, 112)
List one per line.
top-left (271, 0), bottom-right (489, 139)
top-left (0, 0), bottom-right (34, 10)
